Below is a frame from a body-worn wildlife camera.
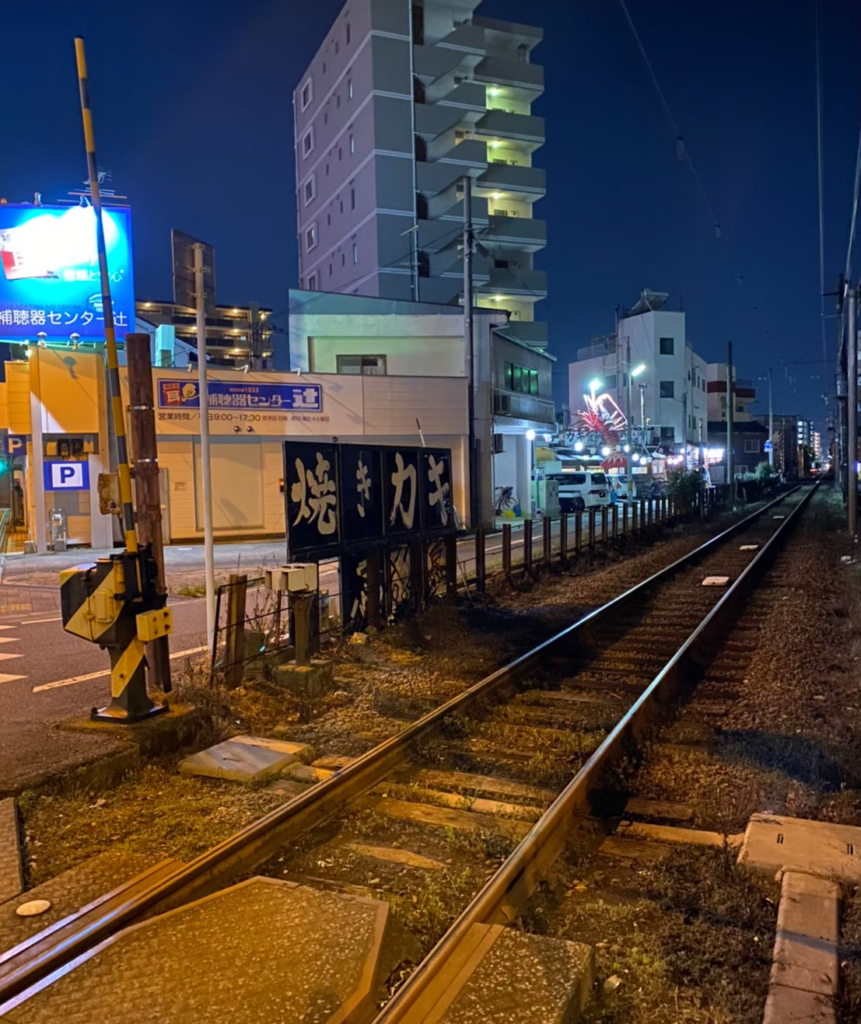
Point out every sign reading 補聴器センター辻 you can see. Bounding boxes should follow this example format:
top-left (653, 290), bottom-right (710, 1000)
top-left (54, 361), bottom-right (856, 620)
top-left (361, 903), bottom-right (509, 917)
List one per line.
top-left (157, 379), bottom-right (322, 413)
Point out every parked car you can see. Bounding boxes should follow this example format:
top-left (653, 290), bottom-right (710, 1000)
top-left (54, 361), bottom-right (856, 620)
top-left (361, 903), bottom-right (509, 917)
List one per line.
top-left (608, 474), bottom-right (635, 501)
top-left (553, 470), bottom-right (611, 512)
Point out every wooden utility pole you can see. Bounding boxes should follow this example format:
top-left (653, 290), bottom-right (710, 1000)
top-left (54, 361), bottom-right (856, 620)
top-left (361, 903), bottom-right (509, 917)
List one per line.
top-left (126, 333), bottom-right (171, 691)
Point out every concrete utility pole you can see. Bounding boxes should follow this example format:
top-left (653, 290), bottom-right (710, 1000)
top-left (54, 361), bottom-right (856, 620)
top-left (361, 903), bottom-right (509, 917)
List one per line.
top-left (625, 336), bottom-right (634, 484)
top-left (768, 367), bottom-right (774, 468)
top-left (463, 175), bottom-right (478, 528)
top-left (848, 284), bottom-right (858, 538)
top-left (194, 243), bottom-right (216, 645)
top-left (837, 274), bottom-right (847, 495)
top-left (126, 333), bottom-right (171, 691)
top-left (726, 342), bottom-right (734, 496)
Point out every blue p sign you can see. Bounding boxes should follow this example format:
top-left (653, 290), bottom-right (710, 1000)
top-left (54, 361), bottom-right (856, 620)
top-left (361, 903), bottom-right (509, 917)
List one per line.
top-left (44, 460), bottom-right (89, 491)
top-left (7, 436), bottom-right (26, 457)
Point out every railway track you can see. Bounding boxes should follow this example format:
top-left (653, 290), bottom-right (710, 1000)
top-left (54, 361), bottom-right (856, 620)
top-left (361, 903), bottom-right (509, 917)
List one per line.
top-left (0, 483), bottom-right (817, 1021)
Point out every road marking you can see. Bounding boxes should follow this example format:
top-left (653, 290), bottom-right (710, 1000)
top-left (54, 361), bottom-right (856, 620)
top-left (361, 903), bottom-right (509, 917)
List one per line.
top-left (0, 638), bottom-right (20, 645)
top-left (0, 674), bottom-right (26, 684)
top-left (32, 646), bottom-right (209, 693)
top-left (20, 617), bottom-right (62, 625)
top-left (0, 626), bottom-right (15, 631)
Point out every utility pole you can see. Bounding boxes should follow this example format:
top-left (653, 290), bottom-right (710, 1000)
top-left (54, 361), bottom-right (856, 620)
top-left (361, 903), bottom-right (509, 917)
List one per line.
top-left (625, 336), bottom-right (634, 484)
top-left (837, 274), bottom-right (847, 495)
top-left (682, 390), bottom-right (688, 470)
top-left (768, 367), bottom-right (774, 468)
top-left (848, 284), bottom-right (858, 538)
top-left (463, 175), bottom-right (478, 527)
top-left (726, 343), bottom-right (734, 497)
top-left (127, 333), bottom-right (171, 692)
top-left (194, 243), bottom-right (216, 645)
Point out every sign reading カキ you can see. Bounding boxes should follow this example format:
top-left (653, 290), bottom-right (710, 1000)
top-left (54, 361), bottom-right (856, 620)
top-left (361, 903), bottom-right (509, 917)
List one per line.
top-left (284, 441), bottom-right (455, 563)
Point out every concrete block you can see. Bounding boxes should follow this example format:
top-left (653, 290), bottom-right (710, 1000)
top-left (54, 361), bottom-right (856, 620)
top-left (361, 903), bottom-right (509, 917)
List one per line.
top-left (409, 924), bottom-right (594, 1023)
top-left (4, 879), bottom-right (391, 1024)
top-left (738, 813), bottom-right (861, 881)
top-left (763, 985), bottom-right (835, 1024)
top-left (177, 735), bottom-right (314, 783)
top-left (0, 798), bottom-right (23, 905)
top-left (271, 659), bottom-right (335, 697)
top-left (778, 872), bottom-right (840, 943)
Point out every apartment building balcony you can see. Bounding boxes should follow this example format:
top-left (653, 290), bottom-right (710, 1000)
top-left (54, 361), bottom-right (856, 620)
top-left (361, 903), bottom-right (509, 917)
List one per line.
top-left (474, 55), bottom-right (544, 96)
top-left (415, 103), bottom-right (467, 140)
top-left (482, 266), bottom-right (547, 298)
top-left (417, 143), bottom-right (486, 196)
top-left (493, 320), bottom-right (548, 348)
top-left (483, 214), bottom-right (546, 252)
top-left (476, 110), bottom-right (545, 148)
top-left (428, 249), bottom-right (491, 281)
top-left (428, 133), bottom-right (487, 164)
top-left (493, 389), bottom-right (555, 426)
top-left (435, 22), bottom-right (486, 54)
top-left (434, 81), bottom-right (488, 114)
top-left (479, 162), bottom-right (545, 198)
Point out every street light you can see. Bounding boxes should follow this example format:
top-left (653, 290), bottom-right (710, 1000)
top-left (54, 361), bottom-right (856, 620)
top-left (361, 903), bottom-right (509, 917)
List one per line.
top-left (626, 354), bottom-right (647, 493)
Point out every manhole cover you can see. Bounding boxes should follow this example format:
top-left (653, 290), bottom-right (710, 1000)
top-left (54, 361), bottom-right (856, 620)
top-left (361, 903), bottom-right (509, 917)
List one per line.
top-left (16, 899), bottom-right (52, 917)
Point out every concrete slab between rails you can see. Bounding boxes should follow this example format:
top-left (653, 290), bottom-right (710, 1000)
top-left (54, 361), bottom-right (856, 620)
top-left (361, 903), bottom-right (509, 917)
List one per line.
top-left (738, 813), bottom-right (861, 882)
top-left (399, 924), bottom-right (594, 1024)
top-left (178, 735), bottom-right (315, 783)
top-left (0, 800), bottom-right (23, 906)
top-left (0, 878), bottom-right (391, 1024)
top-left (762, 871), bottom-right (840, 1024)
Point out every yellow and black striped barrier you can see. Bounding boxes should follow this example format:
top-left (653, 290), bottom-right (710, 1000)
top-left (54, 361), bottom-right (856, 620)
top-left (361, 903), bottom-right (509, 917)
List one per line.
top-left (60, 552), bottom-right (172, 722)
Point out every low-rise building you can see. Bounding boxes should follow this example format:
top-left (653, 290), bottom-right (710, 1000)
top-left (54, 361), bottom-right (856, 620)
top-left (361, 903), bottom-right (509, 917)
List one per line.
top-left (568, 290), bottom-right (707, 451)
top-left (706, 419), bottom-right (769, 484)
top-left (706, 364), bottom-right (757, 422)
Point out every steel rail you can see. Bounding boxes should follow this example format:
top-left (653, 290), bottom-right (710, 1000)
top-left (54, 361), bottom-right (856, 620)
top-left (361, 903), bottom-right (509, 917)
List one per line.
top-left (0, 486), bottom-right (806, 1007)
top-left (373, 481), bottom-right (819, 1024)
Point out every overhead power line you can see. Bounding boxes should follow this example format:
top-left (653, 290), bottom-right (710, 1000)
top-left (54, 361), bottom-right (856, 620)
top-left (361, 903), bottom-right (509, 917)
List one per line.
top-left (815, 0), bottom-right (827, 365)
top-left (617, 0), bottom-right (722, 238)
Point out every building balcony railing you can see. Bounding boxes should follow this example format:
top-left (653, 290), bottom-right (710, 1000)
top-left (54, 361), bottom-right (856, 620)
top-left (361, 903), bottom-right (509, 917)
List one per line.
top-left (434, 82), bottom-right (488, 113)
top-left (477, 110), bottom-right (545, 144)
top-left (493, 389), bottom-right (555, 425)
top-left (474, 55), bottom-right (544, 94)
top-left (483, 266), bottom-right (547, 297)
top-left (493, 320), bottom-right (548, 348)
top-left (486, 214), bottom-right (546, 250)
top-left (478, 163), bottom-right (545, 196)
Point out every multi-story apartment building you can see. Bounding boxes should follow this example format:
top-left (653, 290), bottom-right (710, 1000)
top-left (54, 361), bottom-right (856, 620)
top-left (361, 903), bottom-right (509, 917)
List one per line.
top-left (293, 0), bottom-right (548, 350)
top-left (568, 291), bottom-right (707, 449)
top-left (136, 300), bottom-right (274, 369)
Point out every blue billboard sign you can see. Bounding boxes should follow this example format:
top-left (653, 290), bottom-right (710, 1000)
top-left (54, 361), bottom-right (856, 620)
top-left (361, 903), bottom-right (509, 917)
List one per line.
top-left (0, 204), bottom-right (134, 340)
top-left (43, 460), bottom-right (90, 491)
top-left (157, 379), bottom-right (323, 413)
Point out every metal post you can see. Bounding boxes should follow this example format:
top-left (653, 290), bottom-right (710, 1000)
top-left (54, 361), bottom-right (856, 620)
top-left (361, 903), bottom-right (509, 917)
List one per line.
top-left (848, 285), bottom-right (858, 538)
top-left (768, 367), bottom-right (774, 468)
top-left (127, 333), bottom-right (171, 692)
top-left (543, 514), bottom-right (551, 563)
top-left (194, 243), bottom-right (216, 645)
top-left (502, 523), bottom-right (512, 578)
top-left (588, 508), bottom-right (596, 551)
top-left (632, 501), bottom-right (639, 535)
top-left (622, 501), bottom-right (629, 538)
top-left (366, 549), bottom-right (382, 627)
top-left (74, 39), bottom-right (137, 559)
top-left (523, 519), bottom-right (533, 574)
top-left (410, 540), bottom-right (424, 612)
top-left (463, 175), bottom-right (478, 528)
top-left (600, 506), bottom-right (608, 545)
top-left (575, 510), bottom-right (582, 554)
top-left (560, 513), bottom-right (568, 563)
top-left (647, 498), bottom-right (653, 532)
top-left (612, 504), bottom-right (618, 541)
top-left (726, 342), bottom-right (734, 500)
top-left (475, 528), bottom-right (486, 592)
top-left (445, 534), bottom-right (458, 598)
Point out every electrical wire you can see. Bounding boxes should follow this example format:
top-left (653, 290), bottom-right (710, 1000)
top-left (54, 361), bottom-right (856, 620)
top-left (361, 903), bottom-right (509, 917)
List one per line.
top-left (815, 0), bottom-right (828, 365)
top-left (617, 0), bottom-right (721, 236)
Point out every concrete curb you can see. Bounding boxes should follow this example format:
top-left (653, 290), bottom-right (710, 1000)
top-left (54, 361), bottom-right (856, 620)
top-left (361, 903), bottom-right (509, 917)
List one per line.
top-left (762, 871), bottom-right (840, 1024)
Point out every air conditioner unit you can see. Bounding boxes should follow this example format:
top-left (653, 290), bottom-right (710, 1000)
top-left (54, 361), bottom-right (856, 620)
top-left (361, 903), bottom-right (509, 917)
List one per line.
top-left (492, 434), bottom-right (505, 454)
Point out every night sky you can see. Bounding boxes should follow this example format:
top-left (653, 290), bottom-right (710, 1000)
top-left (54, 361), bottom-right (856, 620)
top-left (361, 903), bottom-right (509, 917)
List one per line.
top-left (2, 0), bottom-right (859, 429)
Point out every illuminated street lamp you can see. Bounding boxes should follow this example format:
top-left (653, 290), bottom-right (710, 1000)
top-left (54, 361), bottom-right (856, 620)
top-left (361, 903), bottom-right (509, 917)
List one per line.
top-left (626, 354), bottom-right (647, 491)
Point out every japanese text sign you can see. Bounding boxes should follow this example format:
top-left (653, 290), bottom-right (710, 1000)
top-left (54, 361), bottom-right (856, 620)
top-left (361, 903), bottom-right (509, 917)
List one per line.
top-left (158, 379), bottom-right (322, 413)
top-left (0, 204), bottom-right (134, 340)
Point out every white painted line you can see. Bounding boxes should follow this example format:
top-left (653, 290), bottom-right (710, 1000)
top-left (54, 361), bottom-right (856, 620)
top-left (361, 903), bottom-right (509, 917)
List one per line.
top-left (20, 617), bottom-right (62, 625)
top-left (0, 673), bottom-right (26, 684)
top-left (0, 625), bottom-right (15, 631)
top-left (32, 646), bottom-right (209, 693)
top-left (0, 637), bottom-right (19, 645)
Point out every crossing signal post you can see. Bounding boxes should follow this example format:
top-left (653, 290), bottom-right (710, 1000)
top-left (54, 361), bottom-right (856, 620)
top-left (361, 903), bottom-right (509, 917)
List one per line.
top-left (61, 38), bottom-right (170, 721)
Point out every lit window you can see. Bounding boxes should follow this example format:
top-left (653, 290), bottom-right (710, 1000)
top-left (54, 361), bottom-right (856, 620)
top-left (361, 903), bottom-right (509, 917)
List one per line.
top-left (352, 241), bottom-right (358, 264)
top-left (349, 133), bottom-right (355, 154)
top-left (300, 78), bottom-right (313, 111)
top-left (305, 224), bottom-right (318, 252)
top-left (302, 126), bottom-right (314, 157)
top-left (337, 355), bottom-right (386, 376)
top-left (348, 79), bottom-right (353, 100)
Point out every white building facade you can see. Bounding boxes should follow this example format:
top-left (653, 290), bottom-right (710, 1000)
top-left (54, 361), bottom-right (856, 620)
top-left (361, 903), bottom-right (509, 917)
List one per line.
top-left (568, 292), bottom-right (707, 451)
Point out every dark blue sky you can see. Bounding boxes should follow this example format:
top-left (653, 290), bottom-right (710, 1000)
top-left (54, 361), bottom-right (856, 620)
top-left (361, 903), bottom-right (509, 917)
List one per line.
top-left (2, 0), bottom-right (859, 428)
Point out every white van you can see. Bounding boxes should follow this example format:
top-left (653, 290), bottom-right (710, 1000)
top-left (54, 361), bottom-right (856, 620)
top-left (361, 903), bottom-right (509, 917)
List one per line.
top-left (552, 470), bottom-right (611, 513)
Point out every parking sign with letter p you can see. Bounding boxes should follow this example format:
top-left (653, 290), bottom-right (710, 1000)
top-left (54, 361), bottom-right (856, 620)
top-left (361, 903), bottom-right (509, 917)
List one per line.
top-left (44, 460), bottom-right (89, 491)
